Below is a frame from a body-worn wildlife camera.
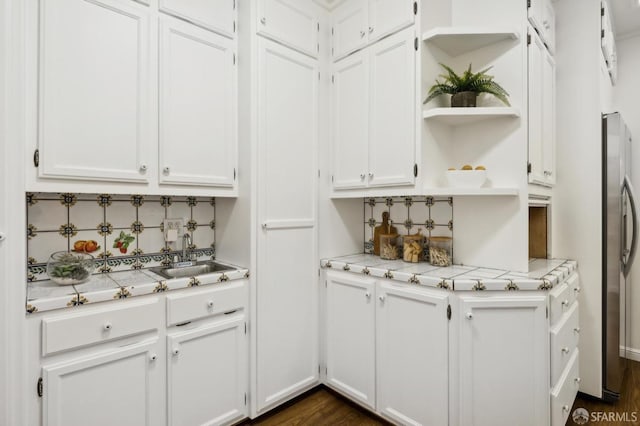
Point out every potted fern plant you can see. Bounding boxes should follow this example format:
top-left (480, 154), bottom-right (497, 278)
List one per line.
top-left (424, 63), bottom-right (510, 107)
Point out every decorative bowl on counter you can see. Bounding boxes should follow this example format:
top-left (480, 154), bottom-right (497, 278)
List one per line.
top-left (446, 169), bottom-right (487, 188)
top-left (46, 251), bottom-right (95, 285)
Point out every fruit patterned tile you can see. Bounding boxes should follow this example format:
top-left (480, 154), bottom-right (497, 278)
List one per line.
top-left (70, 229), bottom-right (104, 258)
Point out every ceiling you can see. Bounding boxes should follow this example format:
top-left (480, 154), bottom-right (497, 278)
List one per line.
top-left (607, 0), bottom-right (640, 39)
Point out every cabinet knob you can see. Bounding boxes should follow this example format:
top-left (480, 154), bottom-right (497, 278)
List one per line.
top-left (574, 327), bottom-right (581, 334)
top-left (365, 292), bottom-right (371, 300)
top-left (139, 164), bottom-right (147, 173)
top-left (562, 405), bottom-right (570, 412)
top-left (562, 299), bottom-right (569, 307)
top-left (0, 232), bottom-right (5, 242)
top-left (207, 300), bottom-right (214, 308)
top-left (360, 173), bottom-right (365, 180)
top-left (378, 294), bottom-right (385, 302)
top-left (149, 354), bottom-right (157, 362)
top-left (172, 348), bottom-right (180, 356)
top-left (575, 377), bottom-right (581, 384)
top-left (261, 17), bottom-right (266, 25)
top-left (368, 172), bottom-right (374, 179)
top-left (163, 167), bottom-right (170, 175)
top-left (103, 322), bottom-right (112, 331)
top-left (574, 286), bottom-right (581, 293)
top-left (369, 26), bottom-right (374, 34)
top-left (465, 313), bottom-right (473, 320)
top-left (561, 347), bottom-right (570, 354)
top-left (360, 30), bottom-right (366, 38)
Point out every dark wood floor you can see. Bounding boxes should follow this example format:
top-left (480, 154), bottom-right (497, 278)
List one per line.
top-left (241, 387), bottom-right (388, 426)
top-left (241, 361), bottom-right (640, 426)
top-left (567, 360), bottom-right (640, 425)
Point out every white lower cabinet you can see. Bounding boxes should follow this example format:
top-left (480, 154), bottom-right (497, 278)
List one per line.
top-left (457, 294), bottom-right (549, 426)
top-left (325, 272), bottom-right (376, 408)
top-left (42, 339), bottom-right (163, 426)
top-left (167, 315), bottom-right (248, 426)
top-left (376, 282), bottom-right (449, 426)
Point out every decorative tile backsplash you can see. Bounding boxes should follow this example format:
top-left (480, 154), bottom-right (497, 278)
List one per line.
top-left (27, 193), bottom-right (216, 282)
top-left (363, 196), bottom-right (454, 255)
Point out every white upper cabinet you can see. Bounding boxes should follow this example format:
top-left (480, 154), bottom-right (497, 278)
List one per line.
top-left (332, 51), bottom-right (369, 189)
top-left (332, 0), bottom-right (369, 60)
top-left (38, 0), bottom-right (152, 183)
top-left (332, 0), bottom-right (414, 61)
top-left (331, 26), bottom-right (416, 191)
top-left (528, 0), bottom-right (555, 54)
top-left (528, 27), bottom-right (555, 187)
top-left (159, 0), bottom-right (236, 38)
top-left (159, 16), bottom-right (236, 187)
top-left (368, 27), bottom-right (415, 187)
top-left (257, 0), bottom-right (320, 58)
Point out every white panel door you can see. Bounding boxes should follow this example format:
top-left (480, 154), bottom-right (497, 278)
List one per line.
top-left (159, 16), bottom-right (236, 187)
top-left (325, 272), bottom-right (376, 408)
top-left (332, 51), bottom-right (369, 189)
top-left (368, 27), bottom-right (415, 187)
top-left (542, 50), bottom-right (556, 185)
top-left (332, 0), bottom-right (368, 60)
top-left (368, 0), bottom-right (414, 44)
top-left (458, 294), bottom-right (548, 426)
top-left (38, 0), bottom-right (152, 182)
top-left (42, 339), bottom-right (162, 426)
top-left (256, 38), bottom-right (319, 413)
top-left (528, 27), bottom-right (545, 186)
top-left (257, 0), bottom-right (319, 58)
top-left (159, 0), bottom-right (236, 38)
top-left (167, 317), bottom-right (247, 426)
top-left (376, 282), bottom-right (449, 426)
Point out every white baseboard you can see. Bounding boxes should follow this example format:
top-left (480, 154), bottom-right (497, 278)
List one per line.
top-left (622, 346), bottom-right (640, 362)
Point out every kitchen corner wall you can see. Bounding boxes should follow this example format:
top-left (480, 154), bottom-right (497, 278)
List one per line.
top-left (363, 196), bottom-right (454, 255)
top-left (26, 193), bottom-right (216, 282)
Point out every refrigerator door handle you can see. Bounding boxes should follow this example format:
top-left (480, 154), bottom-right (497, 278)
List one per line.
top-left (623, 175), bottom-right (638, 277)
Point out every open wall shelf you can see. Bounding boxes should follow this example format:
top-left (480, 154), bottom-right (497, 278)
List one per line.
top-left (422, 187), bottom-right (520, 197)
top-left (422, 27), bottom-right (520, 56)
top-left (423, 107), bottom-right (520, 125)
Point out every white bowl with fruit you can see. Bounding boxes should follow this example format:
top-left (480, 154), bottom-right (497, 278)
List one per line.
top-left (446, 165), bottom-right (487, 188)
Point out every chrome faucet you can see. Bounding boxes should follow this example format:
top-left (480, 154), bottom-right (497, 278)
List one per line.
top-left (182, 232), bottom-right (193, 262)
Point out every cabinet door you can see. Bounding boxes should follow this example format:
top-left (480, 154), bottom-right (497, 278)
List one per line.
top-left (528, 28), bottom-right (546, 186)
top-left (159, 0), bottom-right (235, 38)
top-left (527, 0), bottom-right (545, 36)
top-left (38, 0), bottom-right (152, 182)
top-left (376, 282), bottom-right (449, 426)
top-left (458, 294), bottom-right (548, 426)
top-left (332, 51), bottom-right (369, 189)
top-left (42, 339), bottom-right (162, 426)
top-left (542, 51), bottom-right (556, 185)
top-left (542, 0), bottom-right (555, 54)
top-left (159, 16), bottom-right (236, 187)
top-left (257, 0), bottom-right (319, 58)
top-left (256, 38), bottom-right (319, 413)
top-left (332, 0), bottom-right (368, 60)
top-left (368, 0), bottom-right (414, 44)
top-left (167, 317), bottom-right (248, 426)
top-left (368, 27), bottom-right (416, 187)
top-left (325, 272), bottom-right (376, 408)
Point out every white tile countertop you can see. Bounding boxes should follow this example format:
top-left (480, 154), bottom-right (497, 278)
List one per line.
top-left (320, 254), bottom-right (577, 291)
top-left (26, 264), bottom-right (250, 314)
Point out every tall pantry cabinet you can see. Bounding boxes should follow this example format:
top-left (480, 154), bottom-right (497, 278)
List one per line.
top-left (232, 0), bottom-right (322, 417)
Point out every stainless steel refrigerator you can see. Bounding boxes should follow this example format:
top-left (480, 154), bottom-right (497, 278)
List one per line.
top-left (602, 112), bottom-right (638, 401)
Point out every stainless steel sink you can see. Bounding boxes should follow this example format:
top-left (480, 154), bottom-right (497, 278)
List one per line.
top-left (150, 261), bottom-right (236, 279)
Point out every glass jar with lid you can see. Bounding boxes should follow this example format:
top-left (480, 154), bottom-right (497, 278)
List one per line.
top-left (428, 236), bottom-right (452, 266)
top-left (379, 233), bottom-right (399, 260)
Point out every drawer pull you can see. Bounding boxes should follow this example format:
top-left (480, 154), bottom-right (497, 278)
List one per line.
top-left (574, 286), bottom-right (581, 293)
top-left (378, 295), bottom-right (386, 303)
top-left (574, 327), bottom-right (581, 334)
top-left (466, 313), bottom-right (473, 320)
top-left (103, 322), bottom-right (112, 331)
top-left (561, 347), bottom-right (570, 354)
top-left (149, 354), bottom-right (157, 362)
top-left (207, 300), bottom-right (214, 308)
top-left (575, 377), bottom-right (581, 384)
top-left (172, 348), bottom-right (180, 356)
top-left (562, 405), bottom-right (570, 412)
top-left (365, 292), bottom-right (371, 300)
top-left (562, 300), bottom-right (569, 307)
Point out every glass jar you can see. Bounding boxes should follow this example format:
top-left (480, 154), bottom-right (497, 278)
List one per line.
top-left (428, 236), bottom-right (452, 267)
top-left (379, 233), bottom-right (399, 260)
top-left (401, 233), bottom-right (425, 263)
top-left (46, 251), bottom-right (95, 285)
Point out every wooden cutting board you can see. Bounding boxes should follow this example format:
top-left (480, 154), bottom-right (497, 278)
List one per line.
top-left (373, 211), bottom-right (397, 255)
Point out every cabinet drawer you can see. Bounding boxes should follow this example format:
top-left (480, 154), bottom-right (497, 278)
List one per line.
top-left (565, 273), bottom-right (580, 307)
top-left (549, 283), bottom-right (570, 326)
top-left (42, 298), bottom-right (161, 356)
top-left (551, 349), bottom-right (580, 426)
top-left (167, 280), bottom-right (247, 326)
top-left (550, 302), bottom-right (579, 386)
